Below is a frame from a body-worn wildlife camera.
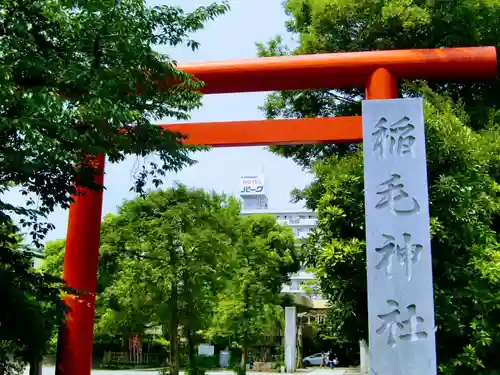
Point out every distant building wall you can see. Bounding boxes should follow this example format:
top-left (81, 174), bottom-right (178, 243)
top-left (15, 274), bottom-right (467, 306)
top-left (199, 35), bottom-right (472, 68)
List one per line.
top-left (238, 174), bottom-right (321, 299)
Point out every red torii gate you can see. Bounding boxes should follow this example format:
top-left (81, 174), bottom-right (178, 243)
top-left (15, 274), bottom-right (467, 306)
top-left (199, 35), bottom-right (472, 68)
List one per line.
top-left (56, 46), bottom-right (497, 375)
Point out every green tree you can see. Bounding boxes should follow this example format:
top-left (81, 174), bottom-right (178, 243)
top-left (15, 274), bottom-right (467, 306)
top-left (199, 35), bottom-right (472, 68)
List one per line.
top-left (40, 220), bottom-right (126, 343)
top-left (41, 215), bottom-right (130, 292)
top-left (1, 0), bottom-right (230, 241)
top-left (0, 222), bottom-right (67, 375)
top-left (255, 2), bottom-right (500, 374)
top-left (208, 214), bottom-right (300, 375)
top-left (256, 0), bottom-right (500, 168)
top-left (40, 239), bottom-right (66, 278)
top-left (97, 186), bottom-right (240, 375)
top-left (0, 0), bottom-right (229, 371)
top-left (281, 91), bottom-right (500, 374)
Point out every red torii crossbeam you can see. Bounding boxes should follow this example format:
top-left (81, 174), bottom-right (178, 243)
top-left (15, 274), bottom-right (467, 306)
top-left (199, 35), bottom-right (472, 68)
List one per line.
top-left (56, 46), bottom-right (497, 375)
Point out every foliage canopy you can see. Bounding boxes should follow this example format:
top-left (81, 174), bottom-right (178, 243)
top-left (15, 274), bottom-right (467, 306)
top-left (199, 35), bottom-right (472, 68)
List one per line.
top-left (1, 0), bottom-right (229, 371)
top-left (41, 186), bottom-right (299, 375)
top-left (208, 214), bottom-right (299, 374)
top-left (256, 1), bottom-right (500, 374)
top-left (257, 0), bottom-right (500, 168)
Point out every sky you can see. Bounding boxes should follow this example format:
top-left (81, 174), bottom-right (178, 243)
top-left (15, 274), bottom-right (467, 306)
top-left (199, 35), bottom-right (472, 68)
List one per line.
top-left (7, 0), bottom-right (315, 243)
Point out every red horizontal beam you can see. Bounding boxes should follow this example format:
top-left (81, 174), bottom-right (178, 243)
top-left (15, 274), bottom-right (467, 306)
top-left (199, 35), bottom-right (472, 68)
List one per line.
top-left (160, 117), bottom-right (362, 147)
top-left (177, 47), bottom-right (497, 94)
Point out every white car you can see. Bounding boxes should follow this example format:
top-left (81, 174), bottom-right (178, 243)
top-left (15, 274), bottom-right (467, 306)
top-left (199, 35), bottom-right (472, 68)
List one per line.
top-left (303, 353), bottom-right (339, 367)
top-left (303, 353), bottom-right (325, 366)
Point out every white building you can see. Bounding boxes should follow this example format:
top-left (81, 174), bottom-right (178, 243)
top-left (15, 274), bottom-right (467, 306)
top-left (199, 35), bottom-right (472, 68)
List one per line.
top-left (240, 208), bottom-right (318, 297)
top-left (238, 175), bottom-right (325, 372)
top-left (238, 176), bottom-right (322, 299)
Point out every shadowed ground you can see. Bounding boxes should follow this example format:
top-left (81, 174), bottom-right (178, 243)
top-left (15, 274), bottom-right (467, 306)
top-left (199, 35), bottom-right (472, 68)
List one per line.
top-left (25, 367), bottom-right (358, 375)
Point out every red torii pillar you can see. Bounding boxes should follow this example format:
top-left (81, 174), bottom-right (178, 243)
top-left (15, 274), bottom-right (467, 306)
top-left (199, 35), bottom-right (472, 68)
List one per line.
top-left (56, 46), bottom-right (497, 375)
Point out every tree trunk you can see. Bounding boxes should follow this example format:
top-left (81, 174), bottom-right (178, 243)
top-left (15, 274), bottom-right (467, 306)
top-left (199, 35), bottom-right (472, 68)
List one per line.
top-left (187, 329), bottom-right (196, 370)
top-left (182, 251), bottom-right (196, 372)
top-left (169, 282), bottom-right (180, 375)
top-left (240, 345), bottom-right (248, 375)
top-left (29, 355), bottom-right (42, 375)
top-left (296, 323), bottom-right (303, 369)
top-left (240, 282), bottom-right (250, 375)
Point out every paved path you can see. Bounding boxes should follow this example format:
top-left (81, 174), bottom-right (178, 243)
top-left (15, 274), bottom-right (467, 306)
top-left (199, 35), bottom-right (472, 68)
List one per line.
top-left (310, 369), bottom-right (360, 375)
top-left (26, 367), bottom-right (164, 375)
top-left (27, 367), bottom-right (358, 375)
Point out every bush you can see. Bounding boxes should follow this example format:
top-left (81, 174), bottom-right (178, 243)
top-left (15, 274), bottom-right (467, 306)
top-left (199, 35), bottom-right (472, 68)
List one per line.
top-left (45, 335), bottom-right (58, 356)
top-left (187, 354), bottom-right (219, 375)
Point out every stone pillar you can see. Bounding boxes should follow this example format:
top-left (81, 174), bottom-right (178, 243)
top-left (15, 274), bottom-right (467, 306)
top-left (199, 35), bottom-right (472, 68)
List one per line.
top-left (284, 307), bottom-right (297, 373)
top-left (362, 98), bottom-right (437, 375)
top-left (359, 340), bottom-right (368, 374)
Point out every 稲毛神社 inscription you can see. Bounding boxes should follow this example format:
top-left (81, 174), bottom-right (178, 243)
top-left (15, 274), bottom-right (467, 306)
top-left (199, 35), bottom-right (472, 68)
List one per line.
top-left (362, 98), bottom-right (437, 375)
